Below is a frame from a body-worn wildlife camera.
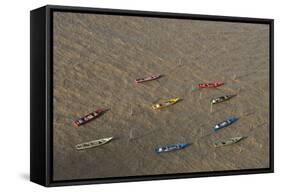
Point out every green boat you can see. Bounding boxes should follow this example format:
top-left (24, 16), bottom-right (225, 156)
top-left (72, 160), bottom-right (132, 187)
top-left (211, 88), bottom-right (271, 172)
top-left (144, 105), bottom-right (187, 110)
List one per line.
top-left (214, 136), bottom-right (245, 147)
top-left (211, 94), bottom-right (236, 104)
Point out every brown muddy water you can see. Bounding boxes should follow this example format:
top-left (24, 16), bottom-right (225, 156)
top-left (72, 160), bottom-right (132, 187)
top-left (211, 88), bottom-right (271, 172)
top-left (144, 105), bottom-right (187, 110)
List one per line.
top-left (52, 12), bottom-right (270, 181)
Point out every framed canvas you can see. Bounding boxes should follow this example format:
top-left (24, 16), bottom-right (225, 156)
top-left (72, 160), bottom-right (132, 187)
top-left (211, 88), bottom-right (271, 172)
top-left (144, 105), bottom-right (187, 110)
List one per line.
top-left (30, 5), bottom-right (274, 187)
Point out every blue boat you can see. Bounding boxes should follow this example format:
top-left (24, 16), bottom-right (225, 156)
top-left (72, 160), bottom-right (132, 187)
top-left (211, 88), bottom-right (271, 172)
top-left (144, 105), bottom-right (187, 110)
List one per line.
top-left (155, 143), bottom-right (189, 153)
top-left (212, 117), bottom-right (238, 132)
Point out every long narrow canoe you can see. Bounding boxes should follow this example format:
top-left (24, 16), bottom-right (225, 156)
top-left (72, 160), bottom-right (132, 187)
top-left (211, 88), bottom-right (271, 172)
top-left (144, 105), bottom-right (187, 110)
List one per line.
top-left (155, 143), bottom-right (189, 153)
top-left (135, 74), bottom-right (162, 83)
top-left (212, 117), bottom-right (238, 132)
top-left (73, 109), bottom-right (105, 127)
top-left (152, 97), bottom-right (180, 110)
top-left (211, 94), bottom-right (236, 104)
top-left (197, 81), bottom-right (224, 89)
top-left (75, 137), bottom-right (113, 150)
top-left (214, 136), bottom-right (245, 147)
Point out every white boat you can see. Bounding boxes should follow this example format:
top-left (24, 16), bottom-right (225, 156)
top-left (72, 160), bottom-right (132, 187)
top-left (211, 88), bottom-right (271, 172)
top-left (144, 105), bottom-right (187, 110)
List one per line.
top-left (75, 137), bottom-right (113, 150)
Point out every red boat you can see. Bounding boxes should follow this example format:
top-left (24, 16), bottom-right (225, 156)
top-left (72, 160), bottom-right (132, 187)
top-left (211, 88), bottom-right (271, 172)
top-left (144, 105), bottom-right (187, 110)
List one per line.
top-left (135, 74), bottom-right (162, 83)
top-left (197, 81), bottom-right (224, 89)
top-left (73, 109), bottom-right (104, 127)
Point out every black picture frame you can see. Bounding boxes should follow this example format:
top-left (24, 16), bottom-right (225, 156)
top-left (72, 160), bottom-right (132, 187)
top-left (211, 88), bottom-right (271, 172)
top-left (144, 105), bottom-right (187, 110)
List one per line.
top-left (30, 5), bottom-right (274, 187)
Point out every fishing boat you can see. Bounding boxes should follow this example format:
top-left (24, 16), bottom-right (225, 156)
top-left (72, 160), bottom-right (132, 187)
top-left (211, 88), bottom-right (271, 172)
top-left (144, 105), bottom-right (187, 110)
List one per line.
top-left (152, 97), bottom-right (180, 110)
top-left (212, 117), bottom-right (238, 132)
top-left (155, 143), bottom-right (189, 153)
top-left (211, 94), bottom-right (236, 104)
top-left (135, 74), bottom-right (162, 83)
top-left (73, 109), bottom-right (105, 127)
top-left (214, 136), bottom-right (245, 147)
top-left (75, 137), bottom-right (113, 150)
top-left (197, 81), bottom-right (224, 89)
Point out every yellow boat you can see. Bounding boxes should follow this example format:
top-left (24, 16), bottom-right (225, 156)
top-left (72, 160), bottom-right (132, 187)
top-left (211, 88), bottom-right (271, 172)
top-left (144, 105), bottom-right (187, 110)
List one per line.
top-left (152, 98), bottom-right (180, 110)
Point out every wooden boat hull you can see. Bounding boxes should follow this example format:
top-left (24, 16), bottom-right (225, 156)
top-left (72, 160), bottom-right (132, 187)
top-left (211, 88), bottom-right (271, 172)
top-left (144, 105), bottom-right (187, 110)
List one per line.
top-left (135, 74), bottom-right (162, 83)
top-left (73, 109), bottom-right (105, 127)
top-left (214, 136), bottom-right (245, 147)
top-left (213, 117), bottom-right (238, 132)
top-left (152, 98), bottom-right (180, 110)
top-left (211, 94), bottom-right (236, 104)
top-left (155, 143), bottom-right (188, 153)
top-left (75, 137), bottom-right (113, 150)
top-left (197, 81), bottom-right (224, 89)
